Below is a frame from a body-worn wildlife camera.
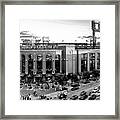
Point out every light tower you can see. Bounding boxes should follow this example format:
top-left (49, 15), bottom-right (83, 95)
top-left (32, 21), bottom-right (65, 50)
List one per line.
top-left (91, 20), bottom-right (100, 48)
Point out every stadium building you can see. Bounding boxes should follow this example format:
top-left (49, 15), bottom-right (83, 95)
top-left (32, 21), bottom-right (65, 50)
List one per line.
top-left (20, 42), bottom-right (100, 76)
top-left (20, 20), bottom-right (100, 78)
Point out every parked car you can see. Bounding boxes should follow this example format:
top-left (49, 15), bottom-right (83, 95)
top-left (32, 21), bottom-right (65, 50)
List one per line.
top-left (79, 94), bottom-right (88, 100)
top-left (29, 86), bottom-right (33, 89)
top-left (88, 94), bottom-right (96, 100)
top-left (79, 91), bottom-right (88, 100)
top-left (98, 86), bottom-right (100, 90)
top-left (20, 83), bottom-right (24, 88)
top-left (62, 87), bottom-right (68, 91)
top-left (96, 94), bottom-right (100, 100)
top-left (71, 83), bottom-right (79, 87)
top-left (20, 83), bottom-right (24, 86)
top-left (58, 93), bottom-right (67, 100)
top-left (91, 87), bottom-right (100, 93)
top-left (80, 91), bottom-right (87, 96)
top-left (45, 96), bottom-right (51, 100)
top-left (71, 86), bottom-right (79, 91)
top-left (33, 91), bottom-right (38, 97)
top-left (39, 95), bottom-right (46, 99)
top-left (70, 95), bottom-right (78, 100)
top-left (81, 79), bottom-right (90, 84)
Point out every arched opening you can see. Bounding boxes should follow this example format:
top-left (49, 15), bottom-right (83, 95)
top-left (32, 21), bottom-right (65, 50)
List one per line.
top-left (81, 53), bottom-right (88, 72)
top-left (37, 54), bottom-right (43, 74)
top-left (97, 53), bottom-right (100, 69)
top-left (46, 54), bottom-right (52, 74)
top-left (28, 54), bottom-right (33, 75)
top-left (21, 54), bottom-right (25, 74)
top-left (55, 54), bottom-right (60, 73)
top-left (89, 53), bottom-right (95, 71)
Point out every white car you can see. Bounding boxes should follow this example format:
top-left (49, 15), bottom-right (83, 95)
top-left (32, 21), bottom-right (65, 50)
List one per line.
top-left (92, 87), bottom-right (100, 93)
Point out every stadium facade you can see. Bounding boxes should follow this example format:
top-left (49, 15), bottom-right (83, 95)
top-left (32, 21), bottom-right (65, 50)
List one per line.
top-left (20, 42), bottom-right (100, 76)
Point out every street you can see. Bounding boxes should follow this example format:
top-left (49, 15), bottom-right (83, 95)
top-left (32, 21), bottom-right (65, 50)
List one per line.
top-left (20, 80), bottom-right (100, 100)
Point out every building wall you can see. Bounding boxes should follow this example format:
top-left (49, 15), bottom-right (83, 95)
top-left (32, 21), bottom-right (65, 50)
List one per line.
top-left (65, 47), bottom-right (100, 75)
top-left (20, 44), bottom-right (100, 75)
top-left (58, 46), bottom-right (66, 74)
top-left (78, 49), bottom-right (100, 73)
top-left (66, 45), bottom-right (77, 75)
top-left (20, 49), bottom-right (62, 75)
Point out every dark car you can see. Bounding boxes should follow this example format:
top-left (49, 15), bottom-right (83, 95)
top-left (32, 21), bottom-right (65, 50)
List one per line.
top-left (40, 95), bottom-right (46, 99)
top-left (29, 86), bottom-right (33, 89)
top-left (79, 94), bottom-right (88, 100)
top-left (88, 94), bottom-right (96, 100)
top-left (71, 87), bottom-right (79, 91)
top-left (28, 84), bottom-right (31, 87)
top-left (62, 87), bottom-right (68, 91)
top-left (79, 91), bottom-right (88, 100)
top-left (58, 93), bottom-right (67, 100)
top-left (71, 83), bottom-right (79, 87)
top-left (70, 95), bottom-right (78, 100)
top-left (20, 83), bottom-right (24, 86)
top-left (36, 84), bottom-right (40, 86)
top-left (33, 91), bottom-right (38, 97)
top-left (98, 86), bottom-right (100, 90)
top-left (81, 80), bottom-right (90, 84)
top-left (20, 83), bottom-right (24, 88)
top-left (80, 91), bottom-right (87, 96)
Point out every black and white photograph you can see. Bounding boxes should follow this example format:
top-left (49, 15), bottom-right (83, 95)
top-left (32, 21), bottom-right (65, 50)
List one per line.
top-left (20, 20), bottom-right (100, 100)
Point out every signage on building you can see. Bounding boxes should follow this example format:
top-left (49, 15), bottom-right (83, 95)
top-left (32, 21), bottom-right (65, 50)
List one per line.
top-left (20, 43), bottom-right (59, 50)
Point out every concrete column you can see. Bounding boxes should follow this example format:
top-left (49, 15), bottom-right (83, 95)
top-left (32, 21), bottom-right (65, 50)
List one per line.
top-left (66, 54), bottom-right (68, 75)
top-left (60, 54), bottom-right (62, 73)
top-left (95, 52), bottom-right (98, 70)
top-left (78, 54), bottom-right (81, 73)
top-left (87, 53), bottom-right (90, 71)
top-left (67, 54), bottom-right (70, 73)
top-left (52, 53), bottom-right (55, 74)
top-left (33, 53), bottom-right (37, 74)
top-left (76, 50), bottom-right (79, 74)
top-left (20, 54), bottom-right (22, 74)
top-left (25, 53), bottom-right (28, 74)
top-left (42, 53), bottom-right (46, 75)
top-left (72, 54), bottom-right (75, 74)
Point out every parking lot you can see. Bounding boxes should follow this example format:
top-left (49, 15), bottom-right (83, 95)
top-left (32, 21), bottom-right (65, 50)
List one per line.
top-left (20, 73), bottom-right (100, 100)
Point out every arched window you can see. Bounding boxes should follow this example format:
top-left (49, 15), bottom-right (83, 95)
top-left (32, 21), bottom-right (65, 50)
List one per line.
top-left (46, 54), bottom-right (52, 74)
top-left (97, 53), bottom-right (100, 69)
top-left (28, 54), bottom-right (33, 75)
top-left (55, 54), bottom-right (60, 73)
top-left (21, 54), bottom-right (25, 74)
top-left (81, 53), bottom-right (88, 72)
top-left (89, 53), bottom-right (95, 71)
top-left (37, 54), bottom-right (43, 74)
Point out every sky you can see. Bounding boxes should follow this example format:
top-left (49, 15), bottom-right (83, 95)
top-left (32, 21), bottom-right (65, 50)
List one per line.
top-left (20, 20), bottom-right (99, 43)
